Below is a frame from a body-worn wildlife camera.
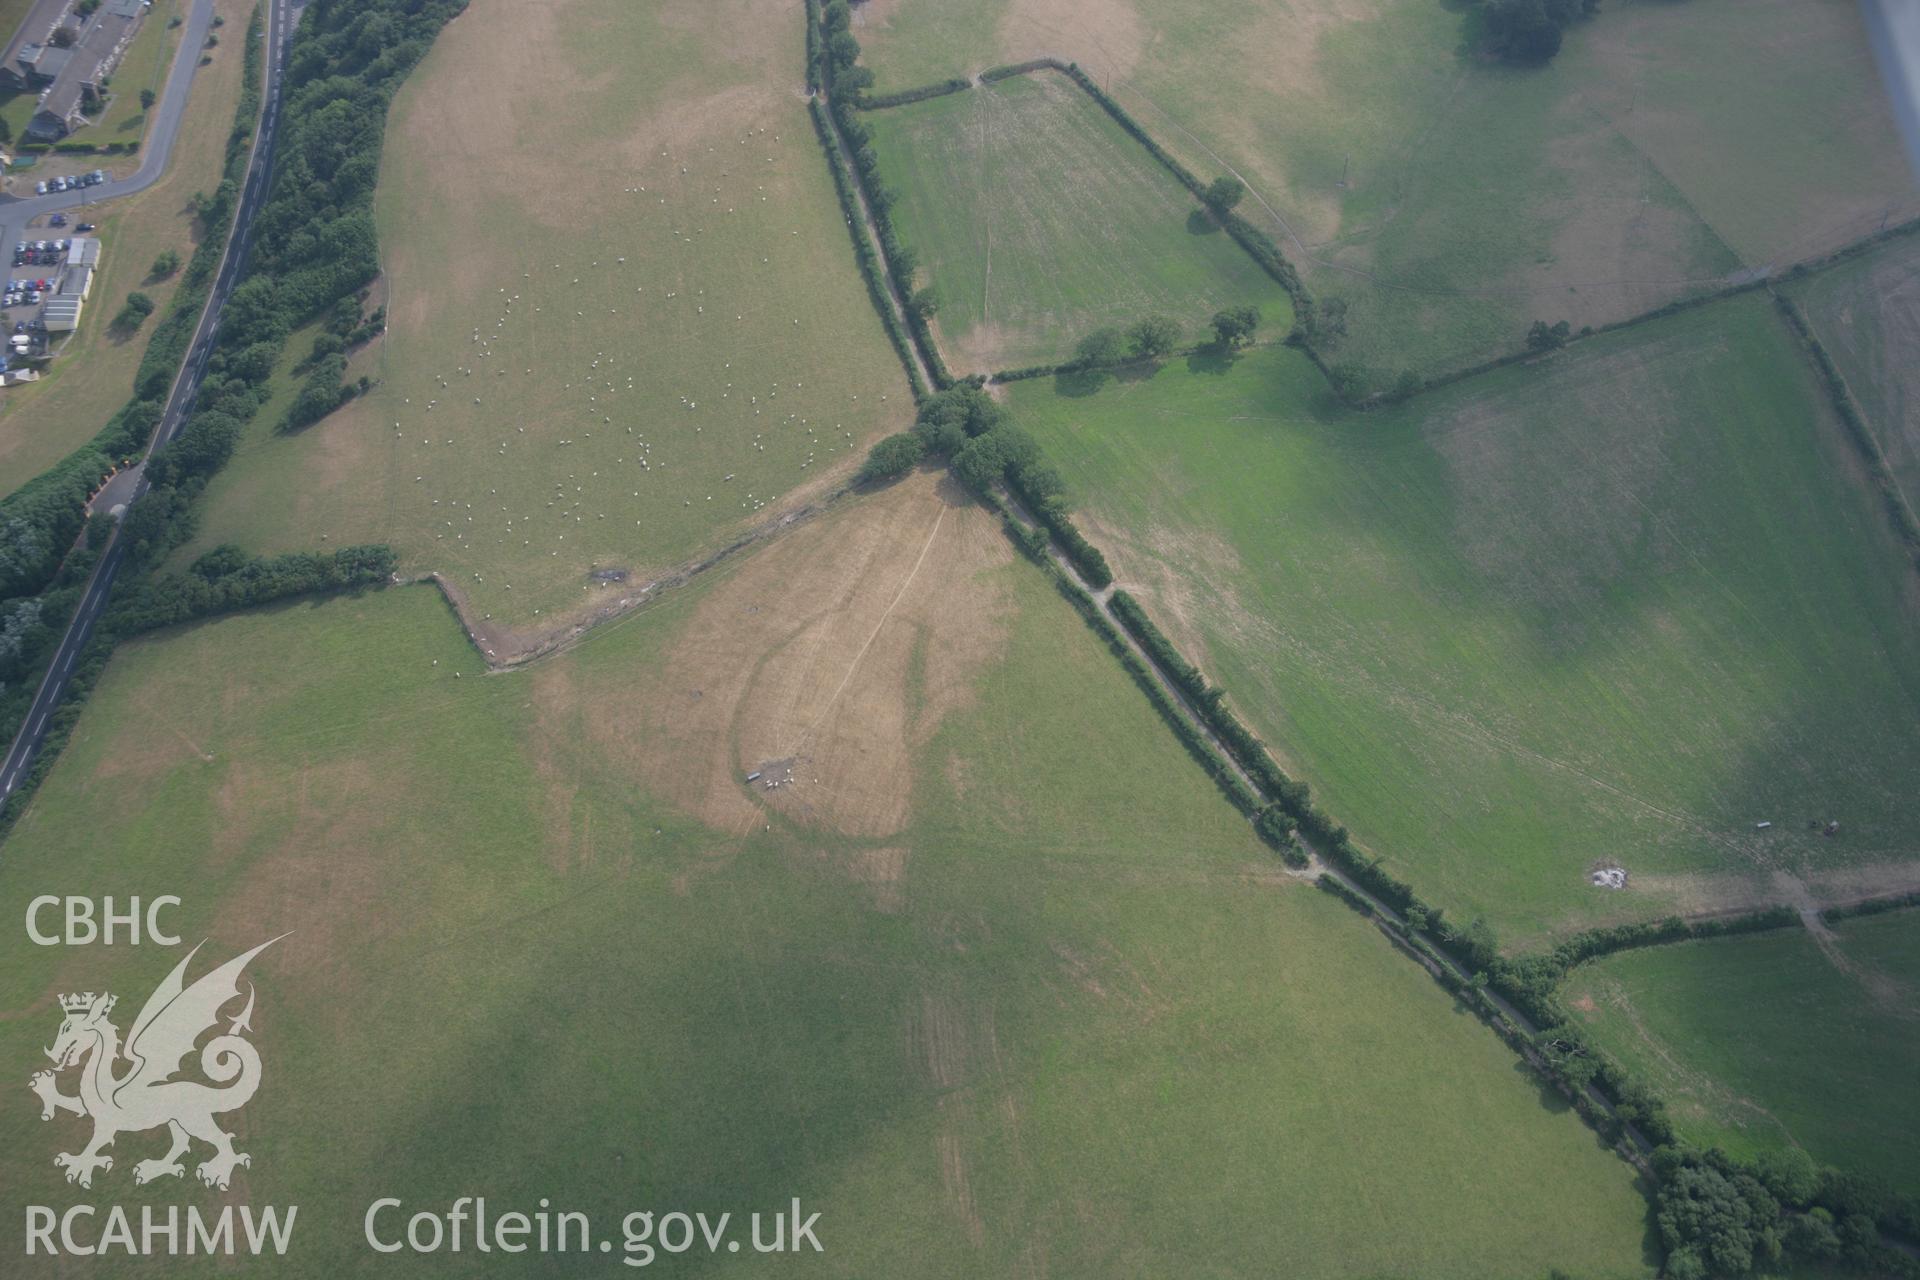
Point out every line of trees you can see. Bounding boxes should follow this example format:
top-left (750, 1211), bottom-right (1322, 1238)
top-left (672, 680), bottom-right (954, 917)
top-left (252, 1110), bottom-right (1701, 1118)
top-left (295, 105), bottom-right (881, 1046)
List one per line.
top-left (816, 2), bottom-right (952, 388)
top-left (853, 77), bottom-right (970, 111)
top-left (979, 58), bottom-right (1067, 84)
top-left (1056, 62), bottom-right (1306, 309)
top-left (863, 383), bottom-right (1113, 588)
top-left (1473, 0), bottom-right (1600, 66)
top-left (974, 483), bottom-right (1275, 828)
top-left (1773, 293), bottom-right (1920, 568)
top-left (108, 544), bottom-right (395, 635)
top-left (807, 95), bottom-right (928, 400)
top-left (0, 5), bottom-right (272, 764)
top-left (3, 0), bottom-right (461, 828)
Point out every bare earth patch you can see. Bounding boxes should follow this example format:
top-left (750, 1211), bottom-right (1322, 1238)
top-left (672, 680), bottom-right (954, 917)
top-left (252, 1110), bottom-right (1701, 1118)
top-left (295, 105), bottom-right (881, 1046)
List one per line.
top-left (572, 470), bottom-right (1014, 839)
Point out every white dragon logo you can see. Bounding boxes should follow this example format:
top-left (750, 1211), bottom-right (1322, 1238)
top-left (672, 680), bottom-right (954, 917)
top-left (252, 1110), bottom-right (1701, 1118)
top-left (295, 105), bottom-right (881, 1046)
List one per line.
top-left (29, 937), bottom-right (282, 1191)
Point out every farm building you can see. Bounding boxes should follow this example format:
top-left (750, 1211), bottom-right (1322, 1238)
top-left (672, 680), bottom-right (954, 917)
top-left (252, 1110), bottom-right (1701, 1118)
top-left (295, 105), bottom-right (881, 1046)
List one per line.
top-left (41, 295), bottom-right (81, 331)
top-left (24, 0), bottom-right (149, 140)
top-left (57, 261), bottom-right (91, 299)
top-left (42, 236), bottom-right (101, 331)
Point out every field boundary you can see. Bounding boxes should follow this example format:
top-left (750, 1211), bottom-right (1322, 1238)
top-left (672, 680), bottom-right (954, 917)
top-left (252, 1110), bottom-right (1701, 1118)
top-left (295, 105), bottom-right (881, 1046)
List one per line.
top-left (837, 55), bottom-right (1305, 376)
top-left (424, 479), bottom-right (862, 672)
top-left (852, 47), bottom-right (1920, 415)
top-left (1771, 289), bottom-right (1920, 571)
top-left (835, 19), bottom-right (1920, 1236)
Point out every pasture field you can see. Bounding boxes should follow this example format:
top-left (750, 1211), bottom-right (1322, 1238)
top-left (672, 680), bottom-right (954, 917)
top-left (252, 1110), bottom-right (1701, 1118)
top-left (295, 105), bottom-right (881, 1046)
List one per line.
top-left (0, 473), bottom-right (1655, 1277)
top-left (861, 71), bottom-right (1290, 372)
top-left (0, 0), bottom-right (252, 495)
top-left (853, 0), bottom-right (1915, 390)
top-left (179, 0), bottom-right (911, 638)
top-left (1787, 232), bottom-right (1920, 519)
top-left (1566, 910), bottom-right (1920, 1191)
top-left (1010, 295), bottom-right (1920, 944)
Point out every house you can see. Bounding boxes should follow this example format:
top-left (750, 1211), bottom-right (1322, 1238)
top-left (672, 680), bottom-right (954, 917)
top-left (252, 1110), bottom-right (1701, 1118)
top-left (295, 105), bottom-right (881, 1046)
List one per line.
top-left (24, 0), bottom-right (149, 140)
top-left (0, 0), bottom-right (74, 90)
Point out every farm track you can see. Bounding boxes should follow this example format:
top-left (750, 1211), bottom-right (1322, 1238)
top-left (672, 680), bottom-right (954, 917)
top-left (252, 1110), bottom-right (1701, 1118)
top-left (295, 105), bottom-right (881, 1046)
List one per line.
top-left (815, 90), bottom-right (940, 392)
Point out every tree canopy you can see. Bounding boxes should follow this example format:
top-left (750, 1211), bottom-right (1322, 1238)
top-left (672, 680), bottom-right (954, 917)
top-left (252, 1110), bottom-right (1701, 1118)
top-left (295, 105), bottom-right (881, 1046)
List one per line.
top-left (1128, 315), bottom-right (1181, 360)
top-left (1203, 176), bottom-right (1246, 213)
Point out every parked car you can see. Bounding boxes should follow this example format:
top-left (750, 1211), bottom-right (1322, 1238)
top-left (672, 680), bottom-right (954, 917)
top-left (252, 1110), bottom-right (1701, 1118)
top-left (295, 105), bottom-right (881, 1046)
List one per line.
top-left (75, 223), bottom-right (95, 233)
top-left (34, 180), bottom-right (46, 195)
top-left (90, 170), bottom-right (106, 184)
top-left (28, 291), bottom-right (42, 304)
top-left (49, 213), bottom-right (66, 227)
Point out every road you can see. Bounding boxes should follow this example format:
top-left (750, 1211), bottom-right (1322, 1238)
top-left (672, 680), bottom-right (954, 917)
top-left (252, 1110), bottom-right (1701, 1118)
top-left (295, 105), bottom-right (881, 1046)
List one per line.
top-left (0, 0), bottom-right (220, 259)
top-left (0, 0), bottom-right (297, 806)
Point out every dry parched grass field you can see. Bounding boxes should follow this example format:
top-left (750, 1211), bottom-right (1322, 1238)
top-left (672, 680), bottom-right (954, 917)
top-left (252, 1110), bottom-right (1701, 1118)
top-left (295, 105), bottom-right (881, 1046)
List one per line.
top-left (178, 0), bottom-right (913, 633)
top-left (0, 470), bottom-right (1657, 1277)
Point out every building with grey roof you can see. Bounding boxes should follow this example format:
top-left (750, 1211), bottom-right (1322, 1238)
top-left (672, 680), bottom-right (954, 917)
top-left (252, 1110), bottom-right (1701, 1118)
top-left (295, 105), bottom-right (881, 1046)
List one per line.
top-left (25, 0), bottom-right (149, 140)
top-left (0, 0), bottom-right (75, 90)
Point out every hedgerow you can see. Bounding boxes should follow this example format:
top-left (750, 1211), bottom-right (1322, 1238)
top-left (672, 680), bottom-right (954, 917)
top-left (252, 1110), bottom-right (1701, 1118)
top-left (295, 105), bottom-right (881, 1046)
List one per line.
top-left (1772, 292), bottom-right (1920, 567)
top-left (826, 22), bottom-right (1920, 1267)
top-left (807, 97), bottom-right (928, 400)
top-left (1056, 62), bottom-right (1306, 306)
top-left (109, 544), bottom-right (396, 634)
top-left (990, 363), bottom-right (1062, 383)
top-left (1822, 892), bottom-right (1920, 925)
top-left (979, 57), bottom-right (1066, 82)
top-left (855, 77), bottom-right (970, 110)
top-left (0, 0), bottom-right (459, 830)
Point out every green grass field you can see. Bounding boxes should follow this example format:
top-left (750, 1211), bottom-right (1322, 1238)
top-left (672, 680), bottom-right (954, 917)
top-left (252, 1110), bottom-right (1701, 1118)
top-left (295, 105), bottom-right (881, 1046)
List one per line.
top-left (1567, 911), bottom-right (1920, 1191)
top-left (853, 0), bottom-right (1914, 391)
top-left (90, 0), bottom-right (182, 138)
top-left (1787, 232), bottom-right (1920, 521)
top-left (177, 0), bottom-right (911, 635)
top-left (0, 498), bottom-right (1655, 1276)
top-left (1011, 295), bottom-right (1920, 944)
top-left (862, 71), bottom-right (1291, 372)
